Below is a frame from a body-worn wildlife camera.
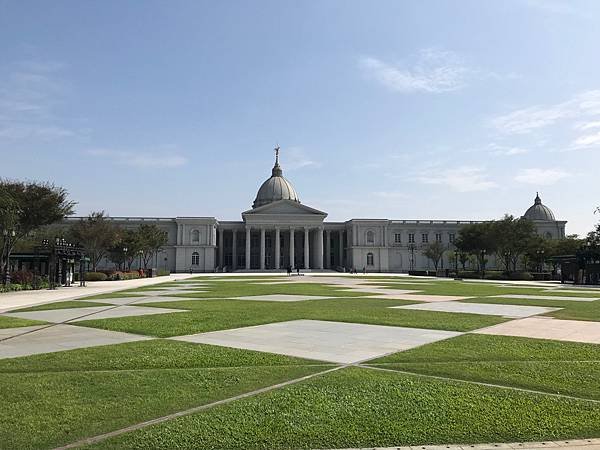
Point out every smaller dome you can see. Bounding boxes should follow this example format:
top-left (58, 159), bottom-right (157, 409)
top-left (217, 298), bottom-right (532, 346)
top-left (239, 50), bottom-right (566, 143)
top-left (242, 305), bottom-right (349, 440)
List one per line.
top-left (523, 193), bottom-right (556, 221)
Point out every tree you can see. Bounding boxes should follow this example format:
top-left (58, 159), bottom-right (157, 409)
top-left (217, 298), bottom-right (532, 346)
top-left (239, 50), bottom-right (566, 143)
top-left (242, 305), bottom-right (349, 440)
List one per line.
top-left (136, 224), bottom-right (168, 269)
top-left (0, 180), bottom-right (75, 284)
top-left (423, 241), bottom-right (446, 270)
top-left (69, 212), bottom-right (119, 271)
top-left (492, 215), bottom-right (536, 273)
top-left (108, 228), bottom-right (142, 271)
top-left (455, 222), bottom-right (497, 273)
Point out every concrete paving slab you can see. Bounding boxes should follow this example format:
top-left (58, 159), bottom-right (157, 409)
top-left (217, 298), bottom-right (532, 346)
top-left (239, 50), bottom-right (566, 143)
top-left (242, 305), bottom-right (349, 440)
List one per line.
top-left (490, 294), bottom-right (599, 302)
top-left (0, 325), bottom-right (46, 340)
top-left (230, 294), bottom-right (338, 302)
top-left (474, 317), bottom-right (600, 344)
top-left (0, 324), bottom-right (151, 359)
top-left (3, 305), bottom-right (187, 323)
top-left (544, 289), bottom-right (600, 294)
top-left (390, 301), bottom-right (560, 318)
top-left (171, 319), bottom-right (462, 364)
top-left (373, 294), bottom-right (474, 302)
top-left (80, 297), bottom-right (151, 306)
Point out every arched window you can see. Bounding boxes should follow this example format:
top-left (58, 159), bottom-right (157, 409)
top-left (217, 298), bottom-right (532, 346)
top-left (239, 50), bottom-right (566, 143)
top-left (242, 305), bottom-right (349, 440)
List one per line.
top-left (191, 230), bottom-right (200, 243)
top-left (366, 252), bottom-right (374, 266)
top-left (191, 252), bottom-right (200, 265)
top-left (366, 230), bottom-right (374, 245)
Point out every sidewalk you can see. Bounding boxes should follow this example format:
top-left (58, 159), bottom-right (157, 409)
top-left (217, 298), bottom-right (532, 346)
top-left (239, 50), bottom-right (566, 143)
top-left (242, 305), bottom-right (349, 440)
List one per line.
top-left (0, 273), bottom-right (196, 313)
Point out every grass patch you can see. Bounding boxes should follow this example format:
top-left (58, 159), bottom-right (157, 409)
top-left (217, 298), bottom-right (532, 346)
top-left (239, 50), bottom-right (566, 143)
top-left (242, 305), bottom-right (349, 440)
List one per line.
top-left (77, 297), bottom-right (507, 337)
top-left (87, 366), bottom-right (600, 450)
top-left (0, 339), bottom-right (329, 450)
top-left (369, 334), bottom-right (600, 400)
top-left (0, 315), bottom-right (46, 329)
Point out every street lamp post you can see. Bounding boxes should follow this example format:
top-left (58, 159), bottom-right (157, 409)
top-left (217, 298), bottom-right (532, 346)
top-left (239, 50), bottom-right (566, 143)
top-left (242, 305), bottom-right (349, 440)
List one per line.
top-left (407, 244), bottom-right (416, 271)
top-left (536, 249), bottom-right (545, 273)
top-left (2, 229), bottom-right (16, 285)
top-left (123, 247), bottom-right (128, 271)
top-left (480, 249), bottom-right (487, 279)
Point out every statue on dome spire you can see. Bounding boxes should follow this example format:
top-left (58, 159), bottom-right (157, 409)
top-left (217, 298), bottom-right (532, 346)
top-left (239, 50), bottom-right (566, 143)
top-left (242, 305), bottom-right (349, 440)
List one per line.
top-left (271, 145), bottom-right (282, 177)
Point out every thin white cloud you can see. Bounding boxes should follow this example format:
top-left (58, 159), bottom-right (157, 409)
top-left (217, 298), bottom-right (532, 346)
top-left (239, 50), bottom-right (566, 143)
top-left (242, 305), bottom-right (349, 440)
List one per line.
top-left (514, 168), bottom-right (571, 185)
top-left (489, 144), bottom-right (529, 156)
top-left (359, 49), bottom-right (470, 94)
top-left (414, 166), bottom-right (497, 192)
top-left (374, 191), bottom-right (410, 200)
top-left (574, 120), bottom-right (600, 131)
top-left (491, 90), bottom-right (600, 135)
top-left (283, 146), bottom-right (321, 171)
top-left (87, 149), bottom-right (188, 169)
top-left (0, 58), bottom-right (77, 141)
top-left (571, 131), bottom-right (600, 149)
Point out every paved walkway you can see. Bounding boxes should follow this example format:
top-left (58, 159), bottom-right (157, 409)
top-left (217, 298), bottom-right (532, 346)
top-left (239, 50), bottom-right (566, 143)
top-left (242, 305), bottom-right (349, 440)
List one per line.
top-left (0, 273), bottom-right (196, 313)
top-left (324, 438), bottom-right (600, 450)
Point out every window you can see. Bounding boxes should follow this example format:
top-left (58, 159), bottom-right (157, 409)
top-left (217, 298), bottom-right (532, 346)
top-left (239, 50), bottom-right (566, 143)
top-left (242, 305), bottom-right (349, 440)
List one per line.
top-left (366, 252), bottom-right (374, 266)
top-left (394, 233), bottom-right (402, 244)
top-left (191, 230), bottom-right (200, 243)
top-left (435, 233), bottom-right (442, 243)
top-left (366, 230), bottom-right (374, 245)
top-left (191, 252), bottom-right (200, 265)
top-left (422, 233), bottom-right (429, 243)
top-left (449, 233), bottom-right (455, 244)
top-left (408, 233), bottom-right (415, 244)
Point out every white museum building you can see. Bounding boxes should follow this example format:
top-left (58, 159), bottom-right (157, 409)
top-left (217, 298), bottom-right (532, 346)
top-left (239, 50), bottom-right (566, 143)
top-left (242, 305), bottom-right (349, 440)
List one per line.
top-left (87, 152), bottom-right (567, 273)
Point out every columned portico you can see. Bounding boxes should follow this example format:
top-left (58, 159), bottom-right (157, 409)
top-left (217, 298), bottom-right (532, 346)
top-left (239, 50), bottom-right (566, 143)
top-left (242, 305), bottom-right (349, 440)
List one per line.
top-left (274, 228), bottom-right (280, 269)
top-left (245, 227), bottom-right (251, 270)
top-left (289, 227), bottom-right (295, 269)
top-left (317, 227), bottom-right (324, 269)
top-left (304, 227), bottom-right (310, 269)
top-left (325, 229), bottom-right (331, 269)
top-left (232, 230), bottom-right (237, 270)
top-left (260, 228), bottom-right (266, 270)
top-left (218, 228), bottom-right (224, 268)
top-left (338, 231), bottom-right (344, 268)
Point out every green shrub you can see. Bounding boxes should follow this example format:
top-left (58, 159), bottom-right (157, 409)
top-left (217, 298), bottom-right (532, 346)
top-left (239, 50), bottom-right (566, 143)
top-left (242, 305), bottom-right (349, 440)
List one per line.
top-left (157, 269), bottom-right (170, 277)
top-left (85, 272), bottom-right (108, 282)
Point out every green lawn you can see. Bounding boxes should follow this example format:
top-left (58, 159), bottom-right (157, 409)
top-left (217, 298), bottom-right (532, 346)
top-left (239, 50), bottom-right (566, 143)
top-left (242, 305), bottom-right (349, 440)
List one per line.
top-left (3, 276), bottom-right (600, 449)
top-left (0, 315), bottom-right (46, 329)
top-left (76, 297), bottom-right (507, 337)
top-left (369, 334), bottom-right (600, 400)
top-left (87, 366), bottom-right (600, 450)
top-left (0, 339), bottom-right (330, 450)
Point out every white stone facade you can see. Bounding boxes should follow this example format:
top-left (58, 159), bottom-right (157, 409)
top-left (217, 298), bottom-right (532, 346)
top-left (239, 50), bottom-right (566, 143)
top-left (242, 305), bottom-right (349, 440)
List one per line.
top-left (67, 157), bottom-right (567, 273)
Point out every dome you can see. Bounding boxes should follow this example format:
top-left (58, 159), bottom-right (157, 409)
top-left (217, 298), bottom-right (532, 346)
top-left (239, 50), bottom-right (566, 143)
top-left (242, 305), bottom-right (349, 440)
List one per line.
top-left (523, 193), bottom-right (556, 221)
top-left (252, 150), bottom-right (300, 209)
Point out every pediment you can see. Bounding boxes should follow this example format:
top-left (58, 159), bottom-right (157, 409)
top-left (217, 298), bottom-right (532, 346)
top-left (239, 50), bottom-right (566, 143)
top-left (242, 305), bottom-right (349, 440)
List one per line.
top-left (242, 200), bottom-right (327, 217)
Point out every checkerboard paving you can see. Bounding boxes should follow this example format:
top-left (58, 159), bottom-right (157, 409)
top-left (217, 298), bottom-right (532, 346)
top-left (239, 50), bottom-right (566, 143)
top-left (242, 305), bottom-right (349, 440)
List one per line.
top-left (171, 319), bottom-right (463, 364)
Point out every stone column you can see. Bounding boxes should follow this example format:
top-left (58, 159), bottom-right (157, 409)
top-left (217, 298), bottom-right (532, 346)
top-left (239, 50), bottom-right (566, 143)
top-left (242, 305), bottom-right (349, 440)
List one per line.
top-left (325, 229), bottom-right (331, 269)
top-left (304, 227), bottom-right (310, 269)
top-left (218, 228), bottom-right (224, 268)
top-left (317, 227), bottom-right (324, 269)
top-left (232, 230), bottom-right (237, 270)
top-left (260, 227), bottom-right (266, 270)
top-left (245, 226), bottom-right (251, 270)
top-left (289, 228), bottom-right (295, 269)
top-left (274, 228), bottom-right (280, 270)
top-left (338, 231), bottom-right (344, 268)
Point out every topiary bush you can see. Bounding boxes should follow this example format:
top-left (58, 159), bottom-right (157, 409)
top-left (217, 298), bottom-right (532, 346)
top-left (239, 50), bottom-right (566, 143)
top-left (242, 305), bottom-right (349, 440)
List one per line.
top-left (85, 272), bottom-right (108, 282)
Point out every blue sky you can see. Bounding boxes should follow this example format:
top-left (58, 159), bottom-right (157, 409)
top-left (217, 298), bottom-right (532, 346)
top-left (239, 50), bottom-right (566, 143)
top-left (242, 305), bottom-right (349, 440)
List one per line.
top-left (0, 0), bottom-right (598, 235)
